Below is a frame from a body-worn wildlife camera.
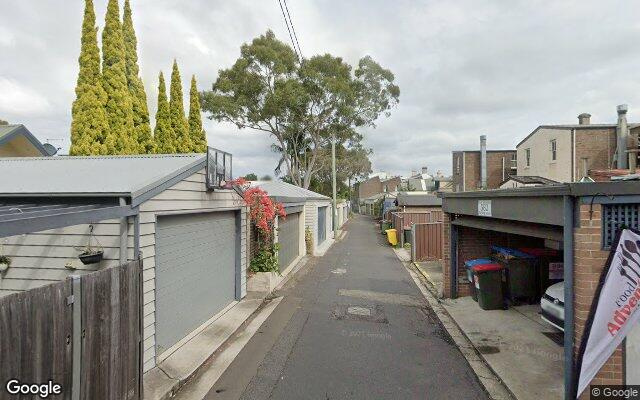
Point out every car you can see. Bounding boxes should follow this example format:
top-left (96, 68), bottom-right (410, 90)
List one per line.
top-left (541, 281), bottom-right (564, 331)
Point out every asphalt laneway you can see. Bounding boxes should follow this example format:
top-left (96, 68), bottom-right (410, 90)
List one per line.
top-left (205, 215), bottom-right (488, 400)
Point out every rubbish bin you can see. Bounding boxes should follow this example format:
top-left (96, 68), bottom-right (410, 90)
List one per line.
top-left (473, 263), bottom-right (506, 310)
top-left (404, 228), bottom-right (411, 245)
top-left (385, 229), bottom-right (398, 246)
top-left (381, 221), bottom-right (391, 234)
top-left (518, 247), bottom-right (563, 298)
top-left (464, 258), bottom-right (493, 302)
top-left (491, 246), bottom-right (536, 304)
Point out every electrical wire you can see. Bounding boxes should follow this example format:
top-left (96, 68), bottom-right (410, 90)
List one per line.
top-left (277, 0), bottom-right (301, 61)
top-left (282, 0), bottom-right (303, 58)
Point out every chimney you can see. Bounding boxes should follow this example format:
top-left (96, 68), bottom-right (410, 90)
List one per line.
top-left (421, 166), bottom-right (428, 175)
top-left (578, 113), bottom-right (591, 125)
top-left (480, 135), bottom-right (487, 190)
top-left (410, 170), bottom-right (417, 177)
top-left (616, 104), bottom-right (629, 169)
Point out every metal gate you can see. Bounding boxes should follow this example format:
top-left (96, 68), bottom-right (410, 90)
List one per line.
top-left (278, 212), bottom-right (300, 271)
top-left (318, 206), bottom-right (327, 244)
top-left (155, 211), bottom-right (236, 354)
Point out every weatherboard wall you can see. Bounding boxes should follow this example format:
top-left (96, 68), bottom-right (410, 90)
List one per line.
top-left (0, 168), bottom-right (248, 373)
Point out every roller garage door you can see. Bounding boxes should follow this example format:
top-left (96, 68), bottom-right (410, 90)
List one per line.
top-left (318, 206), bottom-right (327, 244)
top-left (155, 211), bottom-right (237, 353)
top-left (278, 211), bottom-right (300, 271)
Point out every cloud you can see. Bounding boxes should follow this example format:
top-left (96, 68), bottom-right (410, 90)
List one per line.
top-left (4, 0), bottom-right (640, 178)
top-left (0, 78), bottom-right (51, 116)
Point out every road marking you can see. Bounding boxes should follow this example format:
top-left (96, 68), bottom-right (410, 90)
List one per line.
top-left (338, 289), bottom-right (426, 307)
top-left (347, 306), bottom-right (372, 316)
top-left (331, 268), bottom-right (347, 274)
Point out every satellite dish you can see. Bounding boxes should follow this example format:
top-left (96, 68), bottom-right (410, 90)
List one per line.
top-left (42, 143), bottom-right (58, 156)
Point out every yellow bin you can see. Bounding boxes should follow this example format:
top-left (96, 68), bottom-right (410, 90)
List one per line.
top-left (385, 229), bottom-right (398, 246)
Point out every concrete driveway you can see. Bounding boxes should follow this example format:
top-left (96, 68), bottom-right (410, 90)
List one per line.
top-left (202, 215), bottom-right (488, 399)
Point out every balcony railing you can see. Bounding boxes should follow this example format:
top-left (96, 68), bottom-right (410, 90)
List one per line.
top-left (206, 147), bottom-right (233, 190)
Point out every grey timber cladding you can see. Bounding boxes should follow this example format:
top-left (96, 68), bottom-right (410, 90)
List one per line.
top-left (278, 212), bottom-right (301, 271)
top-left (154, 211), bottom-right (237, 354)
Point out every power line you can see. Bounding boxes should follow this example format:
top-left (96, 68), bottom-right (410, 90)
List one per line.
top-left (277, 0), bottom-right (301, 61)
top-left (282, 0), bottom-right (303, 59)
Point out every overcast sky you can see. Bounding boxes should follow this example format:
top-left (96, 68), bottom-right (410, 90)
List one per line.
top-left (2, 0), bottom-right (640, 178)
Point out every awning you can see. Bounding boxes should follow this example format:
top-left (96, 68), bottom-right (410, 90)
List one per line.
top-left (452, 215), bottom-right (563, 241)
top-left (0, 198), bottom-right (138, 237)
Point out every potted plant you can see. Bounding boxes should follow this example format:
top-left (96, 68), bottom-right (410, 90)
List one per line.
top-left (0, 255), bottom-right (11, 272)
top-left (77, 225), bottom-right (104, 265)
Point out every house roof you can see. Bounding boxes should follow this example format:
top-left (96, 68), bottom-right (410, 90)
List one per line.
top-left (0, 154), bottom-right (206, 204)
top-left (396, 192), bottom-right (442, 207)
top-left (249, 180), bottom-right (329, 203)
top-left (0, 124), bottom-right (48, 156)
top-left (503, 175), bottom-right (559, 185)
top-left (516, 123), bottom-right (640, 148)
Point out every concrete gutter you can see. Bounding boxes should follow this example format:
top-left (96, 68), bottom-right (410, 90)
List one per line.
top-left (390, 249), bottom-right (513, 400)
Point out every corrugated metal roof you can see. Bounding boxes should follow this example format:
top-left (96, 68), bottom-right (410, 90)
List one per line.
top-left (0, 125), bottom-right (20, 139)
top-left (250, 180), bottom-right (329, 202)
top-left (0, 154), bottom-right (205, 197)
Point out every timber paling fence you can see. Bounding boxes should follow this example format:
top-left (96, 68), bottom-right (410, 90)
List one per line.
top-left (411, 222), bottom-right (444, 261)
top-left (390, 211), bottom-right (444, 249)
top-left (0, 259), bottom-right (143, 400)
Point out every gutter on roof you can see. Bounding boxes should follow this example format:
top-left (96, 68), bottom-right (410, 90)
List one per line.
top-left (0, 125), bottom-right (49, 156)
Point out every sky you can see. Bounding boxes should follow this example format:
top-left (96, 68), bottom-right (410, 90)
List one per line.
top-left (3, 0), bottom-right (640, 178)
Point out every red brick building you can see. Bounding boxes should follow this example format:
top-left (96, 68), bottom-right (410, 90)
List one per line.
top-left (451, 150), bottom-right (517, 192)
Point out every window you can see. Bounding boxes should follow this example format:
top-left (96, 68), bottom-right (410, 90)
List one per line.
top-left (525, 148), bottom-right (531, 167)
top-left (455, 156), bottom-right (461, 174)
top-left (550, 139), bottom-right (557, 161)
top-left (602, 204), bottom-right (640, 249)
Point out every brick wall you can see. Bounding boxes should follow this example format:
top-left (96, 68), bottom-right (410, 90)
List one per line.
top-left (575, 203), bottom-right (623, 396)
top-left (452, 151), bottom-right (516, 191)
top-left (358, 176), bottom-right (382, 200)
top-left (574, 128), bottom-right (616, 180)
top-left (442, 215), bottom-right (543, 298)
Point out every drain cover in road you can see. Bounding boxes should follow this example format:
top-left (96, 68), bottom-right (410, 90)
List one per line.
top-left (332, 304), bottom-right (388, 323)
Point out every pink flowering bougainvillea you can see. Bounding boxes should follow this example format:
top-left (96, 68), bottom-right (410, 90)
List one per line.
top-left (227, 178), bottom-right (287, 272)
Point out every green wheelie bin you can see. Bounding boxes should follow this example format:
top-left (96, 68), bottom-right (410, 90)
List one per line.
top-left (473, 264), bottom-right (506, 310)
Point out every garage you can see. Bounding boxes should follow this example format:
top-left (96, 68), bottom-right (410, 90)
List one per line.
top-left (318, 206), bottom-right (327, 244)
top-left (155, 211), bottom-right (238, 353)
top-left (278, 211), bottom-right (301, 271)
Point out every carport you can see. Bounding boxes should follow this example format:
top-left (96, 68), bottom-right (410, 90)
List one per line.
top-left (442, 182), bottom-right (640, 398)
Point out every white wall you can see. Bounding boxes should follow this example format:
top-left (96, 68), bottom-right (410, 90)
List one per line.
top-left (517, 128), bottom-right (572, 182)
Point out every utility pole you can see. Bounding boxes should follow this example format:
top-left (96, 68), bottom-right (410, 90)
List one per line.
top-left (332, 134), bottom-right (338, 240)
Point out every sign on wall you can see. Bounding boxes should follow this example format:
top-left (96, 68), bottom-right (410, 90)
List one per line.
top-left (576, 228), bottom-right (640, 396)
top-left (477, 200), bottom-right (492, 217)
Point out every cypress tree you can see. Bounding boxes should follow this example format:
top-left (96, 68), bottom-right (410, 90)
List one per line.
top-left (70, 0), bottom-right (108, 156)
top-left (188, 75), bottom-right (207, 152)
top-left (102, 0), bottom-right (136, 154)
top-left (154, 72), bottom-right (175, 154)
top-left (123, 0), bottom-right (154, 154)
top-left (169, 60), bottom-right (192, 153)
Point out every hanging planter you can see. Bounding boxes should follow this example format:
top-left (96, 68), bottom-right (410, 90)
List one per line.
top-left (0, 255), bottom-right (11, 273)
top-left (77, 225), bottom-right (104, 265)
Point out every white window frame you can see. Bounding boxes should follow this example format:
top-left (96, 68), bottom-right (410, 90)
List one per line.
top-left (550, 139), bottom-right (557, 161)
top-left (525, 148), bottom-right (531, 167)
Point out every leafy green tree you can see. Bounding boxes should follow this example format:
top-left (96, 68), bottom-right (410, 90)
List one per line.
top-left (260, 175), bottom-right (273, 181)
top-left (70, 0), bottom-right (109, 156)
top-left (123, 0), bottom-right (153, 153)
top-left (243, 173), bottom-right (258, 180)
top-left (0, 120), bottom-right (8, 125)
top-left (169, 60), bottom-right (192, 153)
top-left (154, 72), bottom-right (175, 153)
top-left (202, 30), bottom-right (399, 188)
top-left (101, 0), bottom-right (135, 154)
top-left (188, 75), bottom-right (207, 152)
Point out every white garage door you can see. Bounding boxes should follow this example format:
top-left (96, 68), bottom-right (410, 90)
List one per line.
top-left (155, 211), bottom-right (237, 354)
